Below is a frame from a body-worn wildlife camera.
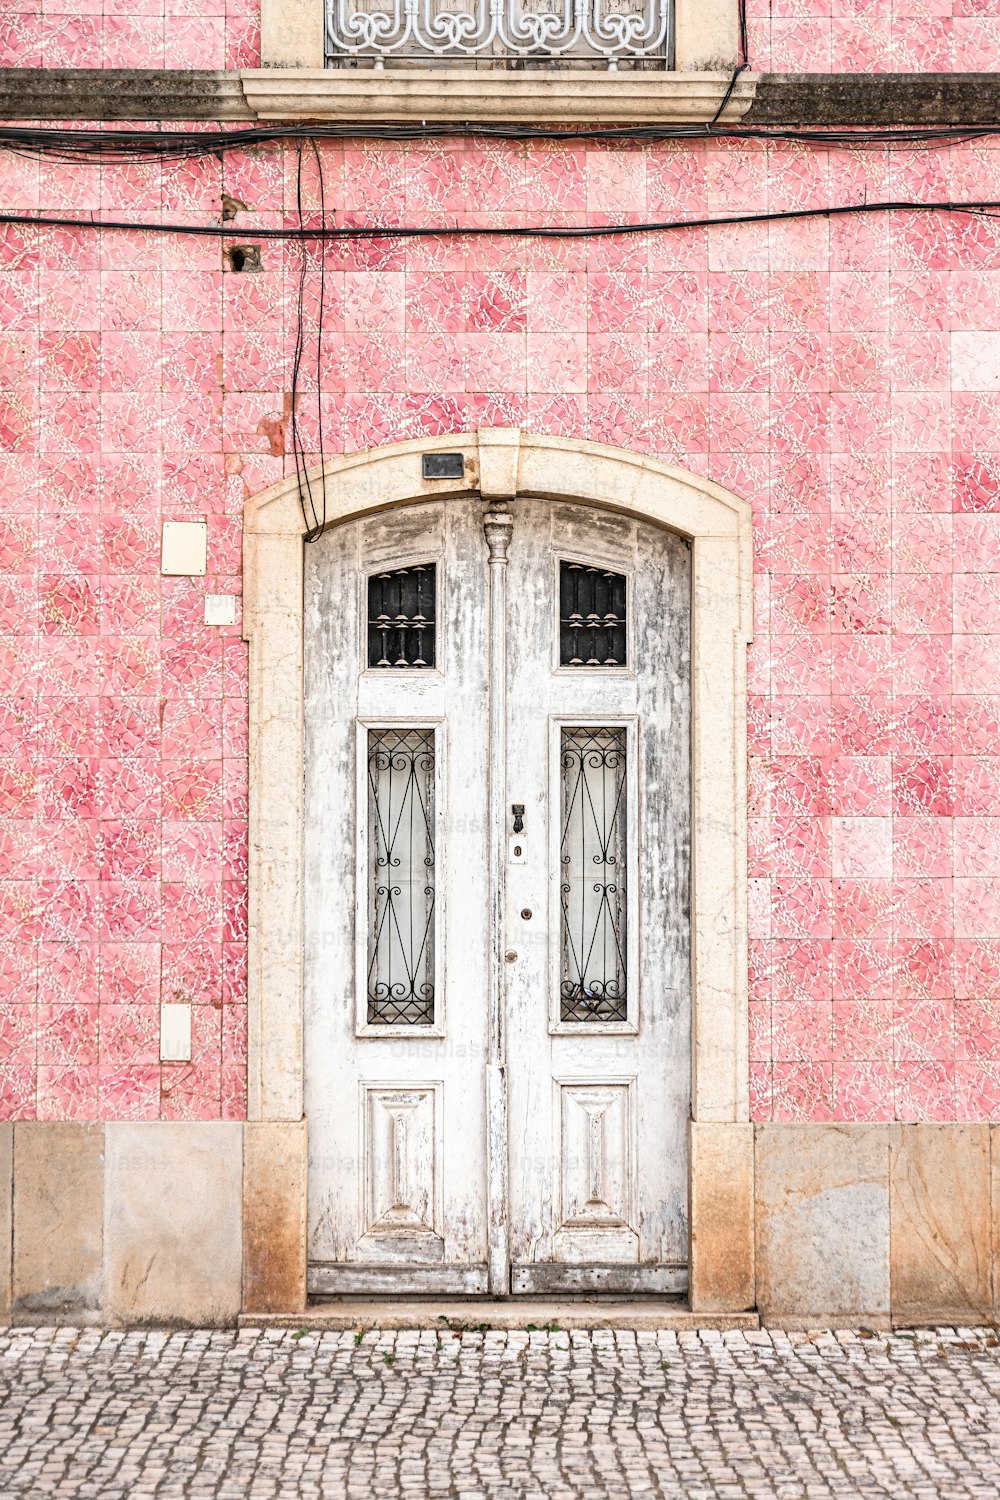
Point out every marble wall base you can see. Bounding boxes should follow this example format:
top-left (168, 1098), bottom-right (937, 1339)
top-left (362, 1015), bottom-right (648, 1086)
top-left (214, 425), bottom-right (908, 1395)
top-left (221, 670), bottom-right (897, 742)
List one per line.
top-left (0, 1119), bottom-right (996, 1325)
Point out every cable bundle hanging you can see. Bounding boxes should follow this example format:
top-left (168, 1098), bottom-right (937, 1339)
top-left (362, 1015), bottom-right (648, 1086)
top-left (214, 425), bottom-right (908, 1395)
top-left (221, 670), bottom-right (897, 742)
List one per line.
top-left (288, 139), bottom-right (329, 544)
top-left (4, 120), bottom-right (1000, 160)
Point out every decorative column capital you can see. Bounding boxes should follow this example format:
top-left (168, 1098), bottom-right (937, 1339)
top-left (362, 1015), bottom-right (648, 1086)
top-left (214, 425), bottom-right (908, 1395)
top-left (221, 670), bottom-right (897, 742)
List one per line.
top-left (483, 502), bottom-right (514, 564)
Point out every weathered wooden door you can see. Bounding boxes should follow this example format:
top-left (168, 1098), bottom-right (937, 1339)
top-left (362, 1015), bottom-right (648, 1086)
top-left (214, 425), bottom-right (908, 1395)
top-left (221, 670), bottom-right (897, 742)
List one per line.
top-left (303, 495), bottom-right (690, 1297)
top-left (504, 501), bottom-right (690, 1294)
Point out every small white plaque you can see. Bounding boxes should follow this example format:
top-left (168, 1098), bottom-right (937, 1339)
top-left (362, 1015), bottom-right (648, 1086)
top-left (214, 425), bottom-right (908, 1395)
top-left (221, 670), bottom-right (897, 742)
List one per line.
top-left (160, 1002), bottom-right (192, 1062)
top-left (509, 835), bottom-right (527, 864)
top-left (205, 593), bottom-right (236, 626)
top-left (161, 521), bottom-right (207, 576)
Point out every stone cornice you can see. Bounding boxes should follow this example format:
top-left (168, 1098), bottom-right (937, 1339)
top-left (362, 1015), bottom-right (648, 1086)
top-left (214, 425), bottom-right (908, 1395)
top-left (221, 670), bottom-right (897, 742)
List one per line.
top-left (746, 71), bottom-right (1000, 126)
top-left (0, 69), bottom-right (252, 121)
top-left (240, 67), bottom-right (756, 124)
top-left (0, 69), bottom-right (999, 126)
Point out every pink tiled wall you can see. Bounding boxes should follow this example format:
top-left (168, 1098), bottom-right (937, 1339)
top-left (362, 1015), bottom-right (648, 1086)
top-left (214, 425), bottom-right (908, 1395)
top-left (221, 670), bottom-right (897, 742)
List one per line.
top-left (749, 0), bottom-right (1000, 74)
top-left (0, 0), bottom-right (989, 74)
top-left (4, 135), bottom-right (1000, 1124)
top-left (0, 1), bottom-right (259, 68)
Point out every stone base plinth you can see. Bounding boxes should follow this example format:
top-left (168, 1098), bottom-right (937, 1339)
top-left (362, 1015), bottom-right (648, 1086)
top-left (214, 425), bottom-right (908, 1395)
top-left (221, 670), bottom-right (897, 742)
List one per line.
top-left (1, 1118), bottom-right (997, 1326)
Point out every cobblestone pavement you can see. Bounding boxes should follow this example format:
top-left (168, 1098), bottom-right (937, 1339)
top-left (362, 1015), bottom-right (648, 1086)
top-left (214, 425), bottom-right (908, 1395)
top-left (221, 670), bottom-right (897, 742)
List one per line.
top-left (2, 1324), bottom-right (1000, 1499)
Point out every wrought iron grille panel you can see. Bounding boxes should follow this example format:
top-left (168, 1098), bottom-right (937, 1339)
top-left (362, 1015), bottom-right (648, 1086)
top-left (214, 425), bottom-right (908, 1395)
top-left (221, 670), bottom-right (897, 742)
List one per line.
top-left (325, 0), bottom-right (671, 68)
top-left (367, 728), bottom-right (436, 1025)
top-left (559, 726), bottom-right (627, 1022)
top-left (560, 562), bottom-right (627, 667)
top-left (368, 565), bottom-right (436, 669)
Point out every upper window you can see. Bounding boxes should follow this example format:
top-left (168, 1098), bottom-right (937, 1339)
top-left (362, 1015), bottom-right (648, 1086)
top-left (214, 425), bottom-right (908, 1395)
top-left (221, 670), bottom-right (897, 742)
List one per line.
top-left (559, 562), bottom-right (627, 668)
top-left (325, 0), bottom-right (673, 69)
top-left (368, 565), bottom-right (436, 669)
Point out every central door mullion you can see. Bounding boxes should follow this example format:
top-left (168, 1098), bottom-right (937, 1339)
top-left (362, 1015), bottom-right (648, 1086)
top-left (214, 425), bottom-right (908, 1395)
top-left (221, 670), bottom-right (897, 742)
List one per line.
top-left (483, 498), bottom-right (514, 1297)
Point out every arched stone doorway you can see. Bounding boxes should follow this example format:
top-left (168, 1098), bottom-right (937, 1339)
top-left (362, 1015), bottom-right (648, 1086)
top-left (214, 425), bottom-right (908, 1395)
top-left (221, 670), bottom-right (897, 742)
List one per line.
top-left (242, 429), bottom-right (753, 1312)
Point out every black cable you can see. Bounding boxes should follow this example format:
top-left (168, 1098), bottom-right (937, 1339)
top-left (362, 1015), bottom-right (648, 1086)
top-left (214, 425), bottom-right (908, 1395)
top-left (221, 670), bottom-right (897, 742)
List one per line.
top-left (709, 62), bottom-right (748, 130)
top-left (4, 120), bottom-right (1000, 161)
top-left (709, 0), bottom-right (749, 129)
top-left (4, 198), bottom-right (1000, 243)
top-left (288, 140), bottom-right (330, 543)
top-left (289, 139), bottom-right (321, 542)
top-left (312, 138), bottom-right (328, 541)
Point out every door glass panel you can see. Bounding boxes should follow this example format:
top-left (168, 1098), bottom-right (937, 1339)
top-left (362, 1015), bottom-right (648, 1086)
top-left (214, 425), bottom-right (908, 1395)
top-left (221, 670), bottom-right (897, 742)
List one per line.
top-left (559, 726), bottom-right (628, 1022)
top-left (367, 727), bottom-right (436, 1025)
top-left (368, 564), bottom-right (436, 668)
top-left (559, 562), bottom-right (626, 667)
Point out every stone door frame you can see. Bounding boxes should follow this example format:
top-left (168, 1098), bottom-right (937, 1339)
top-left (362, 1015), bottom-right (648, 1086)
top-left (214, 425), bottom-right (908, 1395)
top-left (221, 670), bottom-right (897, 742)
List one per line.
top-left (242, 428), bottom-right (755, 1311)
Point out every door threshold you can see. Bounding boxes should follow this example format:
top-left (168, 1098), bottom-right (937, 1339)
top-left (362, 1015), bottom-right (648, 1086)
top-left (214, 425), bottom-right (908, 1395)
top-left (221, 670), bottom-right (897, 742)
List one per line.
top-left (240, 1300), bottom-right (760, 1332)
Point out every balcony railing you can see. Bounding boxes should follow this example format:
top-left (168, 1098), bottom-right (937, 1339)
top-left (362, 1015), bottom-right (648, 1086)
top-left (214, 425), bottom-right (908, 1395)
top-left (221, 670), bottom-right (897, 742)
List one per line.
top-left (325, 0), bottom-right (672, 70)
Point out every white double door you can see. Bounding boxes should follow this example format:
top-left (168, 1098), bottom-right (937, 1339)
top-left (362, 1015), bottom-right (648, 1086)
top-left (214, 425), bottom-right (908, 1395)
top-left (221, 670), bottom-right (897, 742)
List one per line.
top-left (304, 495), bottom-right (691, 1296)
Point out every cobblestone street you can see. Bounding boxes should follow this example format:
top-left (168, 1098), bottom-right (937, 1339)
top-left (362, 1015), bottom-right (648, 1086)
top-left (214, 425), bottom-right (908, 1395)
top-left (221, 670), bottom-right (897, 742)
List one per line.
top-left (2, 1324), bottom-right (1000, 1499)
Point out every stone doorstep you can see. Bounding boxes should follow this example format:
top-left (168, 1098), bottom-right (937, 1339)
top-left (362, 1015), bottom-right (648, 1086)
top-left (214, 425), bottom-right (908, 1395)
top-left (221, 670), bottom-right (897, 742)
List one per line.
top-left (240, 1301), bottom-right (762, 1332)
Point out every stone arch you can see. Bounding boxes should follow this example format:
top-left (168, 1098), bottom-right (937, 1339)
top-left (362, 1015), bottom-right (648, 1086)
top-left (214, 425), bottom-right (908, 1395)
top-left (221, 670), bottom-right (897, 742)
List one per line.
top-left (242, 428), bottom-right (754, 1310)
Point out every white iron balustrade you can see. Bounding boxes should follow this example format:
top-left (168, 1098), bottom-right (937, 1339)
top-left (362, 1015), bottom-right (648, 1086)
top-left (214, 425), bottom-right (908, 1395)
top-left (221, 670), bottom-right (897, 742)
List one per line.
top-left (325, 0), bottom-right (672, 68)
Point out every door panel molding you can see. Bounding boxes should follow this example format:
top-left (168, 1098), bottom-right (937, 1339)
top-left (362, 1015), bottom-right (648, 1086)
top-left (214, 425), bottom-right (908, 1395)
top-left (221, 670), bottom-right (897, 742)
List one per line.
top-left (244, 428), bottom-right (753, 1310)
top-left (309, 1264), bottom-right (490, 1296)
top-left (510, 1264), bottom-right (688, 1296)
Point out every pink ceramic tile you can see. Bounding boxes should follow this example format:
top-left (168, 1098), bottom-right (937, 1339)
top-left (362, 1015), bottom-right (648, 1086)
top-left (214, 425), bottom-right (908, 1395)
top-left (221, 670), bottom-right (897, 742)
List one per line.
top-left (772, 1061), bottom-right (835, 1122)
top-left (955, 999), bottom-right (1000, 1062)
top-left (831, 817), bottom-right (892, 878)
top-left (99, 1003), bottom-right (160, 1067)
top-left (834, 878), bottom-right (896, 940)
top-left (955, 877), bottom-right (1000, 940)
top-left (748, 1062), bottom-right (773, 1122)
top-left (36, 1064), bottom-right (98, 1121)
top-left (894, 997), bottom-right (955, 1061)
top-left (893, 818), bottom-right (953, 879)
top-left (832, 998), bottom-right (894, 1058)
top-left (772, 1000), bottom-right (834, 1061)
top-left (162, 881), bottom-right (223, 944)
top-left (222, 941), bottom-right (247, 1004)
top-left (894, 1060), bottom-right (956, 1122)
top-left (895, 878), bottom-right (953, 941)
top-left (955, 1062), bottom-right (1000, 1120)
top-left (0, 1055), bottom-right (36, 1119)
top-left (97, 1064), bottom-right (160, 1120)
top-left (833, 1060), bottom-right (896, 1123)
top-left (161, 941), bottom-right (222, 1006)
top-left (98, 942), bottom-right (159, 1005)
top-left (832, 940), bottom-right (894, 1002)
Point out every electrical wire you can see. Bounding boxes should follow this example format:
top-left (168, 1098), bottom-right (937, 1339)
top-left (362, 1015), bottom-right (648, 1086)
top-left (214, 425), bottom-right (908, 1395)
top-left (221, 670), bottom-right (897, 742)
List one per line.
top-left (288, 139), bottom-right (330, 542)
top-left (4, 198), bottom-right (1000, 243)
top-left (3, 119), bottom-right (1000, 162)
top-left (710, 0), bottom-right (750, 127)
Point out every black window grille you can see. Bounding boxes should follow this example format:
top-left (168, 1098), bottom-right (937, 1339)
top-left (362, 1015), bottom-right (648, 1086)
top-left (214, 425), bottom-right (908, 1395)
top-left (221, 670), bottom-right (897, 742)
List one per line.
top-left (559, 726), bottom-right (627, 1023)
top-left (559, 562), bottom-right (626, 667)
top-left (367, 727), bottom-right (436, 1025)
top-left (368, 564), bottom-right (436, 668)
